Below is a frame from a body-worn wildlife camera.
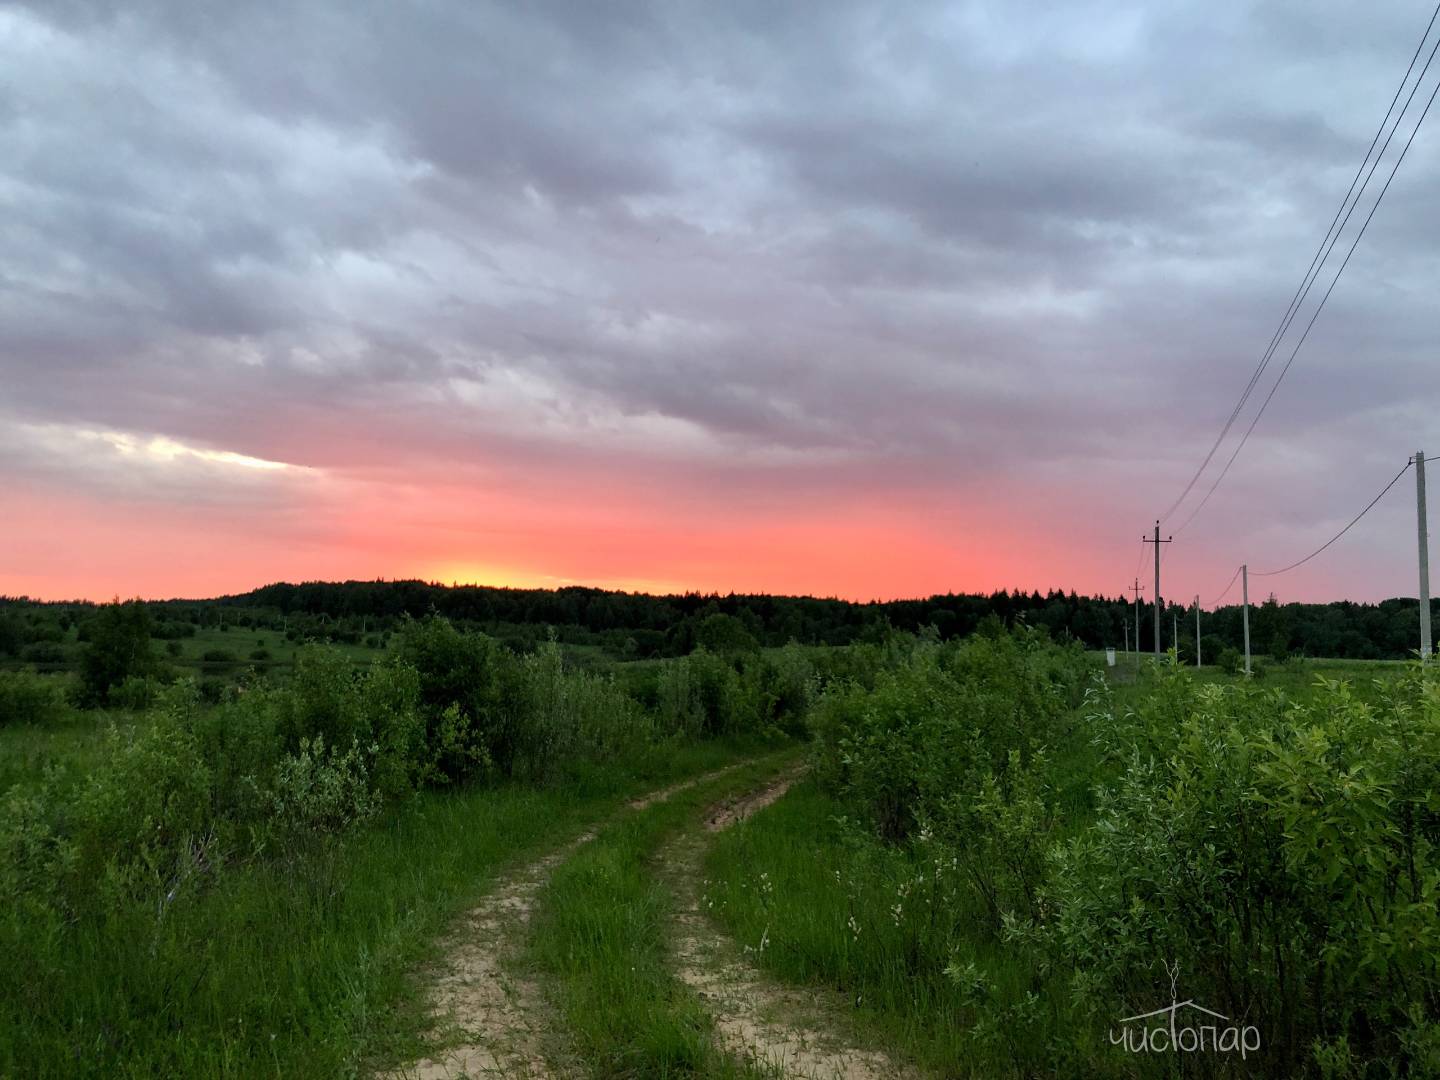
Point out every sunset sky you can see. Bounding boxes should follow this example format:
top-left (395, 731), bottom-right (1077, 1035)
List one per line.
top-left (3, 1), bottom-right (1438, 605)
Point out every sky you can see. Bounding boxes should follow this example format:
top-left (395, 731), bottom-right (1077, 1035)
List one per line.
top-left (3, 0), bottom-right (1439, 606)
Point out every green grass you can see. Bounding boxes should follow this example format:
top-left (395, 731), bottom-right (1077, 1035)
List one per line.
top-left (1099, 652), bottom-right (1406, 704)
top-left (703, 659), bottom-right (1430, 1078)
top-left (702, 778), bottom-right (1127, 1077)
top-left (0, 702), bottom-right (134, 796)
top-left (1091, 648), bottom-right (1403, 682)
top-left (0, 738), bottom-right (770, 1079)
top-left (529, 749), bottom-right (800, 1079)
top-left (704, 780), bottom-right (1006, 1075)
top-left (165, 625), bottom-right (386, 672)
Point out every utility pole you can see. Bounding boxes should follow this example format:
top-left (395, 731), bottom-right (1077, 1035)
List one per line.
top-left (1242, 564), bottom-right (1251, 677)
top-left (1172, 613), bottom-right (1178, 659)
top-left (1143, 522), bottom-right (1172, 660)
top-left (1418, 450), bottom-right (1432, 661)
top-left (1128, 578), bottom-right (1145, 667)
top-left (1194, 595), bottom-right (1201, 668)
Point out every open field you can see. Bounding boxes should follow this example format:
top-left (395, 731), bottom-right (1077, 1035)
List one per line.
top-left (3, 604), bottom-right (1439, 1077)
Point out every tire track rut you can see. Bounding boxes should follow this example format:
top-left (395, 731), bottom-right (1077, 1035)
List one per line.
top-left (661, 772), bottom-right (921, 1080)
top-left (386, 762), bottom-right (746, 1079)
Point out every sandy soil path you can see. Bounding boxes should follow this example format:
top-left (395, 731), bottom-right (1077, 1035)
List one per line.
top-left (386, 762), bottom-right (746, 1079)
top-left (661, 772), bottom-right (922, 1080)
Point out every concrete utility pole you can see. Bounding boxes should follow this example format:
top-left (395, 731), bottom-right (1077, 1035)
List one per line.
top-left (1128, 578), bottom-right (1145, 666)
top-left (1144, 522), bottom-right (1173, 660)
top-left (1242, 564), bottom-right (1252, 677)
top-left (1194, 594), bottom-right (1202, 668)
top-left (1418, 450), bottom-right (1432, 661)
top-left (1122, 616), bottom-right (1129, 661)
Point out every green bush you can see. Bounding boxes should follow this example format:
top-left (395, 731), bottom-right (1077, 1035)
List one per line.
top-left (655, 647), bottom-right (752, 738)
top-left (196, 676), bottom-right (228, 704)
top-left (811, 629), bottom-right (1082, 847)
top-left (1043, 664), bottom-right (1440, 1075)
top-left (19, 641), bottom-right (66, 665)
top-left (107, 674), bottom-right (163, 711)
top-left (262, 735), bottom-right (381, 848)
top-left (0, 671), bottom-right (67, 726)
top-left (390, 616), bottom-right (524, 780)
top-left (78, 600), bottom-right (158, 706)
top-left (274, 646), bottom-right (424, 798)
top-left (514, 636), bottom-right (654, 777)
top-left (742, 643), bottom-right (814, 737)
top-left (70, 691), bottom-right (215, 906)
top-left (201, 648), bottom-right (237, 663)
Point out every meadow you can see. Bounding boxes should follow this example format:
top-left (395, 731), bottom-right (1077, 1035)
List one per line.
top-left (707, 638), bottom-right (1437, 1077)
top-left (1, 597), bottom-right (1435, 1078)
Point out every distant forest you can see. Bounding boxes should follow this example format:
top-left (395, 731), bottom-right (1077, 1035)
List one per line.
top-left (2, 579), bottom-right (1434, 662)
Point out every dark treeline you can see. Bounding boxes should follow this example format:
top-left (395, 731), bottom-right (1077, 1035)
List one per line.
top-left (3, 579), bottom-right (1434, 661)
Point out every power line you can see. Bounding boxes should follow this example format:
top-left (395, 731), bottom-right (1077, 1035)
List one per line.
top-left (1251, 460), bottom-right (1414, 577)
top-left (1177, 64), bottom-right (1440, 537)
top-left (1159, 1), bottom-right (1440, 528)
top-left (1211, 565), bottom-right (1243, 607)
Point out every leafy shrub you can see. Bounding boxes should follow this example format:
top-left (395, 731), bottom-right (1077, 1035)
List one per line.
top-left (165, 640), bottom-right (183, 658)
top-left (694, 612), bottom-right (760, 657)
top-left (275, 646), bottom-right (423, 798)
top-left (0, 671), bottom-right (67, 726)
top-left (196, 677), bottom-right (228, 704)
top-left (656, 654), bottom-right (704, 738)
top-left (812, 629), bottom-right (1082, 848)
top-left (77, 600), bottom-right (158, 706)
top-left (249, 648), bottom-right (271, 662)
top-left (1044, 664), bottom-right (1440, 1076)
top-left (0, 671), bottom-right (67, 727)
top-left (107, 674), bottom-right (164, 711)
top-left (201, 648), bottom-right (237, 663)
top-left (0, 788), bottom-right (77, 919)
top-left (70, 690), bottom-right (214, 904)
top-left (742, 643), bottom-right (814, 737)
top-left (390, 616), bottom-right (524, 780)
top-left (514, 636), bottom-right (653, 777)
top-left (19, 641), bottom-right (66, 665)
top-left (263, 735), bottom-right (381, 846)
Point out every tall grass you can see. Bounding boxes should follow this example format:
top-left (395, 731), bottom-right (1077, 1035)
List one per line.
top-left (705, 780), bottom-right (1074, 1075)
top-left (707, 641), bottom-right (1440, 1078)
top-left (529, 752), bottom-right (798, 1078)
top-left (0, 739), bottom-right (765, 1078)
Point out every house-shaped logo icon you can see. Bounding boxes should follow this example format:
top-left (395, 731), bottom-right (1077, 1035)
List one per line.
top-left (1110, 974), bottom-right (1260, 1058)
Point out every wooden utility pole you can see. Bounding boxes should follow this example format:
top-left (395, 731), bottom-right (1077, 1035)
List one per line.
top-left (1242, 564), bottom-right (1251, 676)
top-left (1128, 578), bottom-right (1145, 666)
top-left (1418, 450), bottom-right (1432, 661)
top-left (1194, 594), bottom-right (1201, 668)
top-left (1143, 522), bottom-right (1172, 660)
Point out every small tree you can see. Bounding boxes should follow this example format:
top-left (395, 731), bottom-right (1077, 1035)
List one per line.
top-left (695, 613), bottom-right (760, 658)
top-left (78, 599), bottom-right (158, 707)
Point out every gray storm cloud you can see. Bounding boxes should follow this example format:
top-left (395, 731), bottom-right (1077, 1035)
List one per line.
top-left (2, 0), bottom-right (1438, 600)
